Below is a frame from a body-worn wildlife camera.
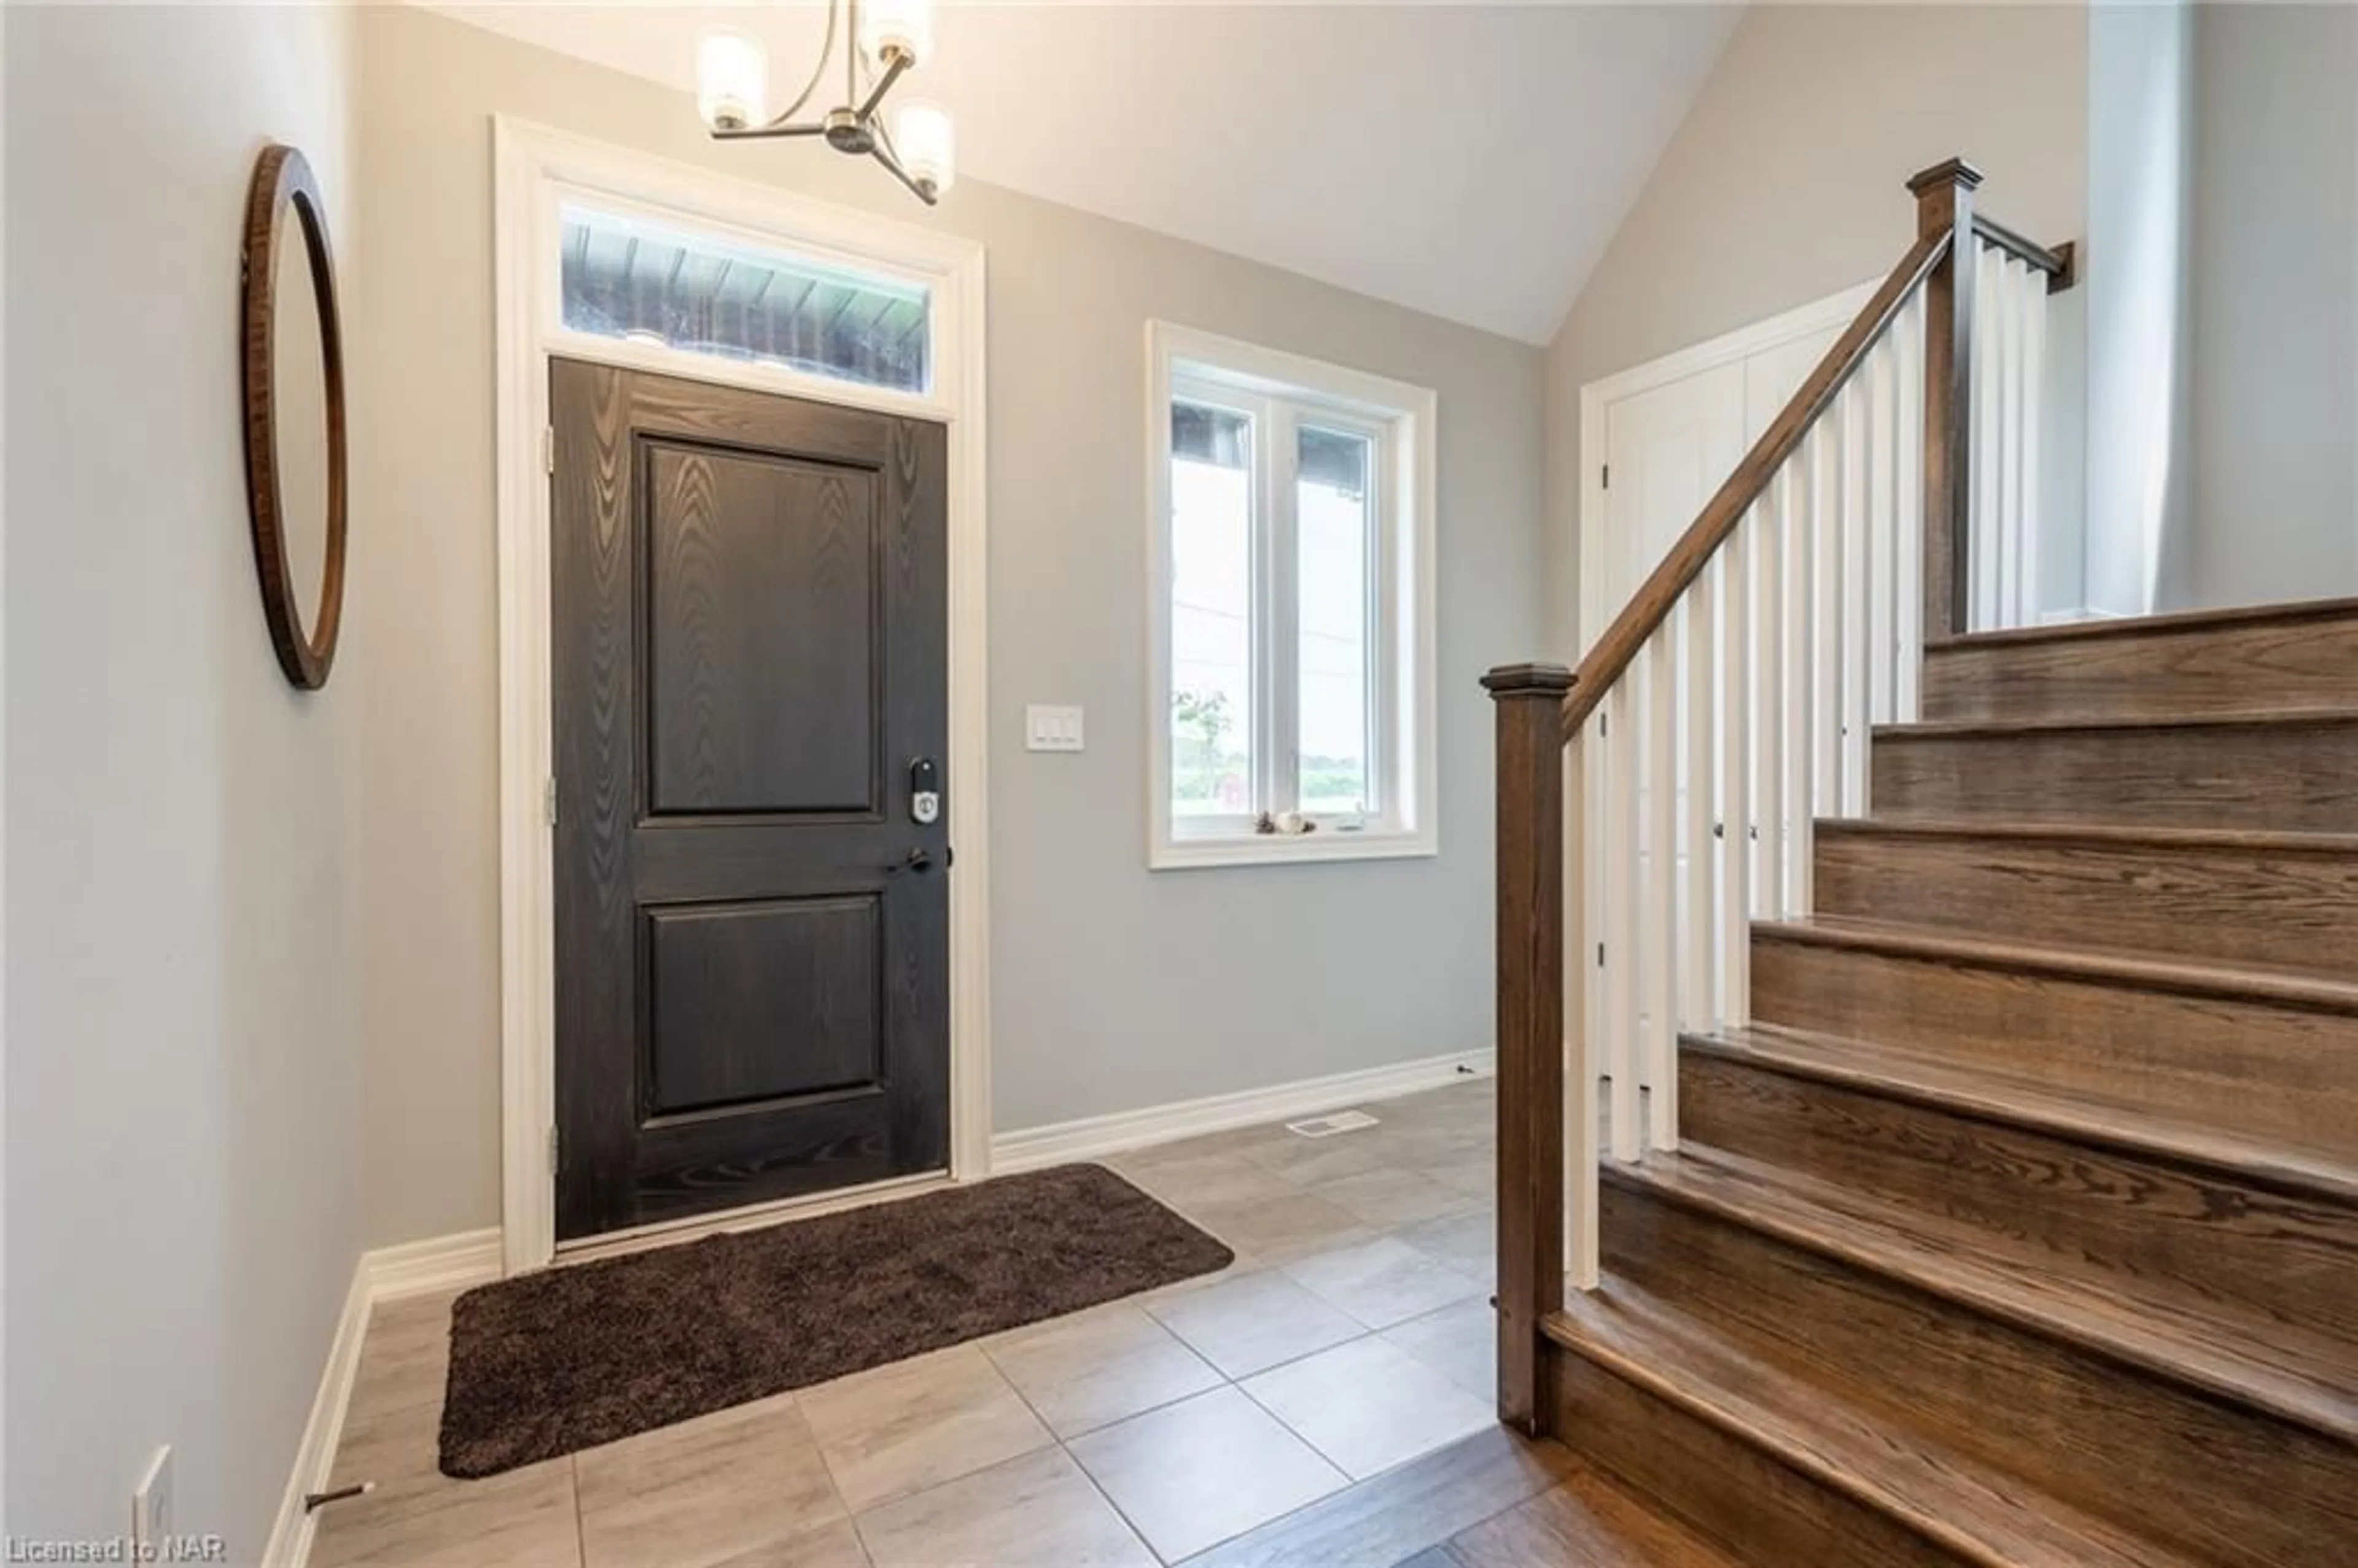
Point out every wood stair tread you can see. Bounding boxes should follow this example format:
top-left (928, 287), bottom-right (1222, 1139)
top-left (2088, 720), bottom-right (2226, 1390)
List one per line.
top-left (1757, 912), bottom-right (2358, 1014)
top-left (1685, 1021), bottom-right (2358, 1203)
top-left (1613, 1122), bottom-right (2358, 1445)
top-left (1813, 816), bottom-right (2358, 855)
top-left (1876, 705), bottom-right (2358, 739)
top-left (1545, 1279), bottom-right (2204, 1568)
top-left (1924, 594), bottom-right (2358, 651)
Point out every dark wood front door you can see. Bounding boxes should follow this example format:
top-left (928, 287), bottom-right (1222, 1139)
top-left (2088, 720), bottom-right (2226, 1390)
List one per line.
top-left (551, 359), bottom-right (949, 1241)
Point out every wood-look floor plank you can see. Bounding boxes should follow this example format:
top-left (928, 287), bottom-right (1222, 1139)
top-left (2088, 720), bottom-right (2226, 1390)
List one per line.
top-left (1387, 1548), bottom-right (1466, 1568)
top-left (1444, 1470), bottom-right (1751, 1568)
top-left (1178, 1424), bottom-right (1571, 1568)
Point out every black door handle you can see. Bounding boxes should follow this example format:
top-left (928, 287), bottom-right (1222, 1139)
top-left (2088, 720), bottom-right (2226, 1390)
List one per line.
top-left (886, 847), bottom-right (954, 875)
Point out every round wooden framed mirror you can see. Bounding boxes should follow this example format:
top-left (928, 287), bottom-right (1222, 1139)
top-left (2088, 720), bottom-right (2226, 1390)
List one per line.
top-left (241, 143), bottom-right (349, 691)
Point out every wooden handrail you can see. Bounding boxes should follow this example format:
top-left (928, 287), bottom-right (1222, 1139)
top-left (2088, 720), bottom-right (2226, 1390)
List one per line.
top-left (1972, 214), bottom-right (2076, 293)
top-left (1560, 227), bottom-right (1953, 739)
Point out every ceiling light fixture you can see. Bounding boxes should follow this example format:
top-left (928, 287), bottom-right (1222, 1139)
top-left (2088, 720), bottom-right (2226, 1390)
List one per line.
top-left (696, 0), bottom-right (955, 205)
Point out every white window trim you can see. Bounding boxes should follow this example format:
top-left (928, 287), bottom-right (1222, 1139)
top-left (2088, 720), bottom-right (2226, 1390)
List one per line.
top-left (492, 117), bottom-right (991, 1275)
top-left (1145, 321), bottom-right (1438, 871)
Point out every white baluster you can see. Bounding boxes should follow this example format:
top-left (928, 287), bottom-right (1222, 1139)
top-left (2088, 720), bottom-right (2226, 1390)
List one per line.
top-left (1754, 476), bottom-right (1786, 921)
top-left (1644, 633), bottom-right (1676, 1149)
top-left (1681, 584), bottom-right (1714, 1036)
top-left (1998, 257), bottom-right (2031, 627)
top-left (1818, 400), bottom-right (1849, 827)
top-left (1605, 678), bottom-right (1640, 1162)
top-left (1896, 293), bottom-right (1926, 723)
top-left (1718, 531), bottom-right (1751, 1026)
top-left (1783, 452), bottom-right (1815, 913)
top-left (1581, 708), bottom-right (1603, 1122)
top-left (2017, 261), bottom-right (2047, 627)
top-left (1839, 374), bottom-right (1872, 816)
top-left (1974, 250), bottom-right (2000, 631)
top-left (1867, 334), bottom-right (1899, 737)
top-left (1564, 738), bottom-right (1599, 1288)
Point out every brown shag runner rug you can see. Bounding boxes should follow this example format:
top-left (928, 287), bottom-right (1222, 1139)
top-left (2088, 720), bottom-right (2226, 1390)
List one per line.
top-left (438, 1163), bottom-right (1232, 1477)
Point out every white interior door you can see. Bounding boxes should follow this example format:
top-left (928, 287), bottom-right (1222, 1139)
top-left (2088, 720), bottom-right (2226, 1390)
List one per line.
top-left (1589, 364), bottom-right (1746, 1095)
top-left (1742, 325), bottom-right (1843, 443)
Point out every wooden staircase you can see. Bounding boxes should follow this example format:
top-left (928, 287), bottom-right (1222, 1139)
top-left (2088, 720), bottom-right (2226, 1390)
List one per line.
top-left (1531, 603), bottom-right (2358, 1565)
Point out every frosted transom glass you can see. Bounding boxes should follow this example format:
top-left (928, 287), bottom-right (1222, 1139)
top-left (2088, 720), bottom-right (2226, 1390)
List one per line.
top-left (560, 205), bottom-right (932, 395)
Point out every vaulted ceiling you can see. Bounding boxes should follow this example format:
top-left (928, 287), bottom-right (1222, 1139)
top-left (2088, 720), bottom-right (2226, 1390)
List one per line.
top-left (425, 3), bottom-right (1743, 343)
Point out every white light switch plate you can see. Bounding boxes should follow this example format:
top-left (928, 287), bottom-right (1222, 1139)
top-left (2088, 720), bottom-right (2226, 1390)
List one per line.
top-left (1026, 705), bottom-right (1085, 752)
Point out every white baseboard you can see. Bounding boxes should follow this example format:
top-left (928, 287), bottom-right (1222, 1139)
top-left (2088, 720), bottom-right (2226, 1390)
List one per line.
top-left (2037, 605), bottom-right (2125, 626)
top-left (365, 1227), bottom-right (503, 1301)
top-left (991, 1048), bottom-right (1495, 1173)
top-left (260, 1263), bottom-right (372, 1568)
top-left (264, 1229), bottom-right (502, 1567)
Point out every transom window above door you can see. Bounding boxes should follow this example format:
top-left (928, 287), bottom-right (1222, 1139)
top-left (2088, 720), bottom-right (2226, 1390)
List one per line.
top-left (1147, 323), bottom-right (1438, 869)
top-left (558, 202), bottom-right (933, 395)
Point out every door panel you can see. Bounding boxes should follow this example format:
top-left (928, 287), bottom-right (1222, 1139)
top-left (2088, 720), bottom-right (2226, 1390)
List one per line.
top-left (1600, 361), bottom-right (1747, 626)
top-left (552, 359), bottom-right (950, 1241)
top-left (645, 443), bottom-right (879, 816)
top-left (1741, 326), bottom-right (1841, 443)
top-left (644, 897), bottom-right (882, 1115)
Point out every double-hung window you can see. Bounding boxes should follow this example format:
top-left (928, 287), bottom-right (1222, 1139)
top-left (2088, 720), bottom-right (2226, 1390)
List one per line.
top-left (1148, 323), bottom-right (1438, 868)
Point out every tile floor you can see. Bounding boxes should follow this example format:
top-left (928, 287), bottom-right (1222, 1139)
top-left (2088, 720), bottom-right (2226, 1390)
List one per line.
top-left (312, 1077), bottom-right (1499, 1568)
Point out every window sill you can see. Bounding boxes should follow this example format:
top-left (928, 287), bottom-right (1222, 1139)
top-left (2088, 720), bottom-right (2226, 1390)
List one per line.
top-left (1149, 828), bottom-right (1437, 872)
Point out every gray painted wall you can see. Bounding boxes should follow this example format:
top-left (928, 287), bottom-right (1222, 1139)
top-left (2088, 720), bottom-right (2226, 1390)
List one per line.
top-left (1542, 4), bottom-right (2089, 652)
top-left (2182, 2), bottom-right (2358, 609)
top-left (5, 4), bottom-right (365, 1550)
top-left (354, 6), bottom-right (1544, 1248)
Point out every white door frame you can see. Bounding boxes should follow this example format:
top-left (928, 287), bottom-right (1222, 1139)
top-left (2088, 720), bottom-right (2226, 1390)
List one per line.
top-left (492, 117), bottom-right (992, 1274)
top-left (1576, 278), bottom-right (1875, 648)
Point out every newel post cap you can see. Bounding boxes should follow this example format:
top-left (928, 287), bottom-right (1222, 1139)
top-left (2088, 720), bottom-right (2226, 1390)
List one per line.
top-left (1481, 662), bottom-right (1575, 699)
top-left (1906, 157), bottom-right (1985, 197)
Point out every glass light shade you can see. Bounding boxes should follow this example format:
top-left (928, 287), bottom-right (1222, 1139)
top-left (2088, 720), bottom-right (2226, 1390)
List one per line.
top-left (893, 100), bottom-right (956, 195)
top-left (860, 0), bottom-right (934, 68)
top-left (696, 30), bottom-right (767, 131)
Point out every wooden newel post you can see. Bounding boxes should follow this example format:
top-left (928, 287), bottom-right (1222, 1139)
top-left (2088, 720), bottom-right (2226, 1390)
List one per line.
top-left (1482, 661), bottom-right (1571, 1436)
top-left (1910, 156), bottom-right (1982, 642)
